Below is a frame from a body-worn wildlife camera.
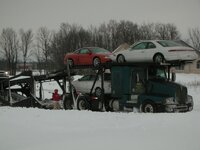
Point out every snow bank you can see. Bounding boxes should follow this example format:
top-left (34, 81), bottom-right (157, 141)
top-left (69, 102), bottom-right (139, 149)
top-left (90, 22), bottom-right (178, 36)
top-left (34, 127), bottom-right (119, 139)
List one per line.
top-left (1, 73), bottom-right (200, 150)
top-left (0, 107), bottom-right (200, 150)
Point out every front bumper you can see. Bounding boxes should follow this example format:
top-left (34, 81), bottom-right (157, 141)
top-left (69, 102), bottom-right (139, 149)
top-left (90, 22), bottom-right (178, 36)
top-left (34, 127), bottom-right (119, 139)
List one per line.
top-left (165, 103), bottom-right (193, 112)
top-left (164, 95), bottom-right (193, 112)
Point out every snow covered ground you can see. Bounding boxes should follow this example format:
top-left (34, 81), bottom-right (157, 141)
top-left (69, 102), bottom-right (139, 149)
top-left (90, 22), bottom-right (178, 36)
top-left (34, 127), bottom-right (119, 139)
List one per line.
top-left (0, 73), bottom-right (200, 150)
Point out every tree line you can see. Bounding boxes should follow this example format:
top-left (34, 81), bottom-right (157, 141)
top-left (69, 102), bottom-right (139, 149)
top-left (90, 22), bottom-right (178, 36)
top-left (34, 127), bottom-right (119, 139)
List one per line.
top-left (0, 20), bottom-right (199, 75)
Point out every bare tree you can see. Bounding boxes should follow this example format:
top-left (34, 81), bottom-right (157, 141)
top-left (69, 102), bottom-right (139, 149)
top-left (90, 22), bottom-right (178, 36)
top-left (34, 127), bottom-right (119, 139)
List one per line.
top-left (98, 23), bottom-right (110, 49)
top-left (116, 20), bottom-right (138, 45)
top-left (155, 23), bottom-right (180, 40)
top-left (0, 28), bottom-right (19, 75)
top-left (139, 23), bottom-right (156, 40)
top-left (36, 27), bottom-right (52, 73)
top-left (88, 25), bottom-right (100, 47)
top-left (34, 44), bottom-right (45, 75)
top-left (188, 27), bottom-right (200, 50)
top-left (19, 29), bottom-right (33, 71)
top-left (107, 20), bottom-right (118, 50)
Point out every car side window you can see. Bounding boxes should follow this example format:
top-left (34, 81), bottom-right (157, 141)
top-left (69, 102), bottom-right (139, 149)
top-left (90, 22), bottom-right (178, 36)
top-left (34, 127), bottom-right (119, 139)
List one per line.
top-left (79, 49), bottom-right (90, 54)
top-left (79, 75), bottom-right (91, 81)
top-left (74, 50), bottom-right (79, 54)
top-left (131, 42), bottom-right (147, 50)
top-left (147, 42), bottom-right (156, 49)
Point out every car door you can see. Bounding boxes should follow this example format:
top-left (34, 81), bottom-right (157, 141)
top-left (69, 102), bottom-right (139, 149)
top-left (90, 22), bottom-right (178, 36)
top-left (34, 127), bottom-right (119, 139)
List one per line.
top-left (125, 42), bottom-right (157, 62)
top-left (125, 42), bottom-right (148, 62)
top-left (145, 42), bottom-right (157, 61)
top-left (78, 48), bottom-right (92, 64)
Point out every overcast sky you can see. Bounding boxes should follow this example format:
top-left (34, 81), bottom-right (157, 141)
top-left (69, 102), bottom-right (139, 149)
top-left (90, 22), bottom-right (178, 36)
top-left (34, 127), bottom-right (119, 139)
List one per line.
top-left (0, 0), bottom-right (200, 39)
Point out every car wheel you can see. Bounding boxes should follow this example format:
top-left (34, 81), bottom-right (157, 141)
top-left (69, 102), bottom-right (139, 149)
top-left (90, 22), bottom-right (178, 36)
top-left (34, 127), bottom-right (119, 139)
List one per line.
top-left (93, 57), bottom-right (101, 67)
top-left (153, 54), bottom-right (165, 63)
top-left (67, 59), bottom-right (74, 68)
top-left (77, 96), bottom-right (90, 110)
top-left (117, 55), bottom-right (126, 63)
top-left (95, 87), bottom-right (103, 97)
top-left (142, 102), bottom-right (156, 113)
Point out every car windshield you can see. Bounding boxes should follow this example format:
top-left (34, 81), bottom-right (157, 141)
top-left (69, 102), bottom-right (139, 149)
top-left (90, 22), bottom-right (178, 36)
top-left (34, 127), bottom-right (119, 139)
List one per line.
top-left (91, 48), bottom-right (110, 54)
top-left (157, 40), bottom-right (182, 47)
top-left (129, 42), bottom-right (140, 49)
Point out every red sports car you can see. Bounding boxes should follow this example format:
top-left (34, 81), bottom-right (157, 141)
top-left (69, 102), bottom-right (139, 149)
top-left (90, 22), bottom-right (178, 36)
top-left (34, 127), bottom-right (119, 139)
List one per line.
top-left (64, 47), bottom-right (112, 67)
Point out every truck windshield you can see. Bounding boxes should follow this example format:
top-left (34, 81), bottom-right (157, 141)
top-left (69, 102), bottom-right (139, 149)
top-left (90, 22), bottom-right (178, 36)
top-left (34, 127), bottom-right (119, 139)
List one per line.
top-left (148, 68), bottom-right (167, 80)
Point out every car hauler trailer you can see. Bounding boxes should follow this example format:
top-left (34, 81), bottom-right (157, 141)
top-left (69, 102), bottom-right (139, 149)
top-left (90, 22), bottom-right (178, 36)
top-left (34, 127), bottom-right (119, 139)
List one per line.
top-left (0, 61), bottom-right (193, 113)
top-left (0, 70), bottom-right (72, 108)
top-left (67, 62), bottom-right (193, 113)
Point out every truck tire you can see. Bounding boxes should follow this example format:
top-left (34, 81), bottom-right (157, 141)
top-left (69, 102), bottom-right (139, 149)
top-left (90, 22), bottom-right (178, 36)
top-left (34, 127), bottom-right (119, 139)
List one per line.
top-left (111, 99), bottom-right (120, 111)
top-left (77, 96), bottom-right (90, 110)
top-left (63, 95), bottom-right (73, 110)
top-left (142, 102), bottom-right (156, 113)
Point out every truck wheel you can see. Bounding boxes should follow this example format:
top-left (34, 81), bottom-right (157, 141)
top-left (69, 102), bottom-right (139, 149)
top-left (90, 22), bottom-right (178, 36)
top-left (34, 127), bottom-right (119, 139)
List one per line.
top-left (63, 95), bottom-right (73, 110)
top-left (77, 96), bottom-right (90, 110)
top-left (98, 100), bottom-right (103, 111)
top-left (111, 99), bottom-right (120, 111)
top-left (142, 102), bottom-right (156, 113)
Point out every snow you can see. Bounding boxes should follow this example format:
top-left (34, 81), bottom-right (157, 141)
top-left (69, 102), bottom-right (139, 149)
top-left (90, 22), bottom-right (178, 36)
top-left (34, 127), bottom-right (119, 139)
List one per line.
top-left (1, 73), bottom-right (200, 150)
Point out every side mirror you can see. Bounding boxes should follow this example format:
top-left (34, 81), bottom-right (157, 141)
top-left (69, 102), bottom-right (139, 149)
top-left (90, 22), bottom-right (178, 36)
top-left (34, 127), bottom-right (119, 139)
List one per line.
top-left (136, 73), bottom-right (140, 83)
top-left (172, 72), bottom-right (176, 82)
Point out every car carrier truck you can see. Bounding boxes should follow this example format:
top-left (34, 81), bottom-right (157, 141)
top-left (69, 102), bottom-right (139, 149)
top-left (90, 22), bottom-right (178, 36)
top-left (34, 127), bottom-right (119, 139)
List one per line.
top-left (108, 63), bottom-right (193, 112)
top-left (69, 62), bottom-right (193, 113)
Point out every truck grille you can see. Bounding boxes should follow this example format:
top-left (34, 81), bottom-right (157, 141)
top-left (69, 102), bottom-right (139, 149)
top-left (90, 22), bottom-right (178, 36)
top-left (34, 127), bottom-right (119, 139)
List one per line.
top-left (176, 86), bottom-right (187, 104)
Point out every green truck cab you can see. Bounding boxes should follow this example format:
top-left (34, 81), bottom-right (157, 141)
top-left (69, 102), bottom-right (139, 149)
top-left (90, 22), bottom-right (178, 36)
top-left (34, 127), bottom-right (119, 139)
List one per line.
top-left (110, 63), bottom-right (193, 112)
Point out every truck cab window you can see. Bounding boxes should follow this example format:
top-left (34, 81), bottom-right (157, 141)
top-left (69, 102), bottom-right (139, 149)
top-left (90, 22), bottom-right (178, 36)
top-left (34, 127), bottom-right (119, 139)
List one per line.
top-left (148, 68), bottom-right (167, 80)
top-left (132, 71), bottom-right (145, 94)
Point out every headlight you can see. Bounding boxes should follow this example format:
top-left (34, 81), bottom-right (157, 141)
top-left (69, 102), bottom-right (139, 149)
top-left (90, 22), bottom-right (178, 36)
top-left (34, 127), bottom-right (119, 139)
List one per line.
top-left (104, 56), bottom-right (110, 59)
top-left (164, 97), bottom-right (175, 104)
top-left (186, 95), bottom-right (193, 103)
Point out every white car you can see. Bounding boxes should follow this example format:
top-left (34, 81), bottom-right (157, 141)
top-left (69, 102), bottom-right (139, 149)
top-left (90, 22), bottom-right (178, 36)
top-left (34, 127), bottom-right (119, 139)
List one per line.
top-left (72, 74), bottom-right (111, 96)
top-left (110, 40), bottom-right (198, 63)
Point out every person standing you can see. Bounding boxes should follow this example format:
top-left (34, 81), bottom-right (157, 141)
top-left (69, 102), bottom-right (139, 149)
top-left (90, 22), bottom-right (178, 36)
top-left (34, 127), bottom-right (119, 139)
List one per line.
top-left (52, 89), bottom-right (61, 109)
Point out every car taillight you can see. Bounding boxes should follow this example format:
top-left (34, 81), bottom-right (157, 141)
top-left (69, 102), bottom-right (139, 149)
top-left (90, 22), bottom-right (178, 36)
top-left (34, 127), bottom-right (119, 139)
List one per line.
top-left (91, 96), bottom-right (98, 100)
